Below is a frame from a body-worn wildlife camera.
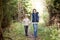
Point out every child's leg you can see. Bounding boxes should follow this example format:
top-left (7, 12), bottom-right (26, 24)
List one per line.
top-left (24, 26), bottom-right (28, 36)
top-left (26, 26), bottom-right (28, 36)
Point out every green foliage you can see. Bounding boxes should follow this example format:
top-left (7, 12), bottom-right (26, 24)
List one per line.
top-left (42, 12), bottom-right (49, 24)
top-left (22, 0), bottom-right (32, 14)
top-left (46, 0), bottom-right (60, 25)
top-left (3, 0), bottom-right (18, 18)
top-left (46, 0), bottom-right (60, 11)
top-left (3, 22), bottom-right (32, 40)
top-left (2, 0), bottom-right (18, 28)
top-left (3, 22), bottom-right (60, 40)
top-left (38, 24), bottom-right (60, 40)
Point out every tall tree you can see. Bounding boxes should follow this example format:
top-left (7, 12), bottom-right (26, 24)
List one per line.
top-left (46, 0), bottom-right (60, 27)
top-left (0, 0), bottom-right (3, 40)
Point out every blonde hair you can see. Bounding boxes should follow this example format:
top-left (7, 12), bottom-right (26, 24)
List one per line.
top-left (24, 14), bottom-right (28, 18)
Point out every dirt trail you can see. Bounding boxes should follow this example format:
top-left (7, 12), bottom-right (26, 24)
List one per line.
top-left (27, 31), bottom-right (40, 40)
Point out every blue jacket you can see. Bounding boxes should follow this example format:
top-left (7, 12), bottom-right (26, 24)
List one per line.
top-left (32, 12), bottom-right (39, 22)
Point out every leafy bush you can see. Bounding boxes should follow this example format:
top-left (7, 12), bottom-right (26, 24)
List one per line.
top-left (38, 24), bottom-right (60, 40)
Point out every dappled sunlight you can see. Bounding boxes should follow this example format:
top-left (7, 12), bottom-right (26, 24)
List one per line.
top-left (31, 0), bottom-right (46, 14)
top-left (2, 0), bottom-right (60, 40)
top-left (30, 0), bottom-right (49, 23)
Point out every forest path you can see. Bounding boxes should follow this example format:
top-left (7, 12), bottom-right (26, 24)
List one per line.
top-left (27, 30), bottom-right (41, 40)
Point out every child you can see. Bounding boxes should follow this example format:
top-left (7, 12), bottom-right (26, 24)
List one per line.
top-left (22, 15), bottom-right (30, 36)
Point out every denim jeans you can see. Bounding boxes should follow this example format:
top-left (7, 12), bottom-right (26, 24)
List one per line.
top-left (33, 24), bottom-right (38, 38)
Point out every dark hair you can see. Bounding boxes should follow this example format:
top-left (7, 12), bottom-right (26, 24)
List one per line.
top-left (33, 9), bottom-right (36, 13)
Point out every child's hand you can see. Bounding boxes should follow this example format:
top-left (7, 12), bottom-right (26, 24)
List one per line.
top-left (29, 22), bottom-right (32, 25)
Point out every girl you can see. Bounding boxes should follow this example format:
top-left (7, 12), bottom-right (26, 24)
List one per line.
top-left (23, 15), bottom-right (30, 36)
top-left (32, 9), bottom-right (39, 38)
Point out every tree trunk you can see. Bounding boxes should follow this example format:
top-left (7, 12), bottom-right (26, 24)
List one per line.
top-left (0, 0), bottom-right (3, 40)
